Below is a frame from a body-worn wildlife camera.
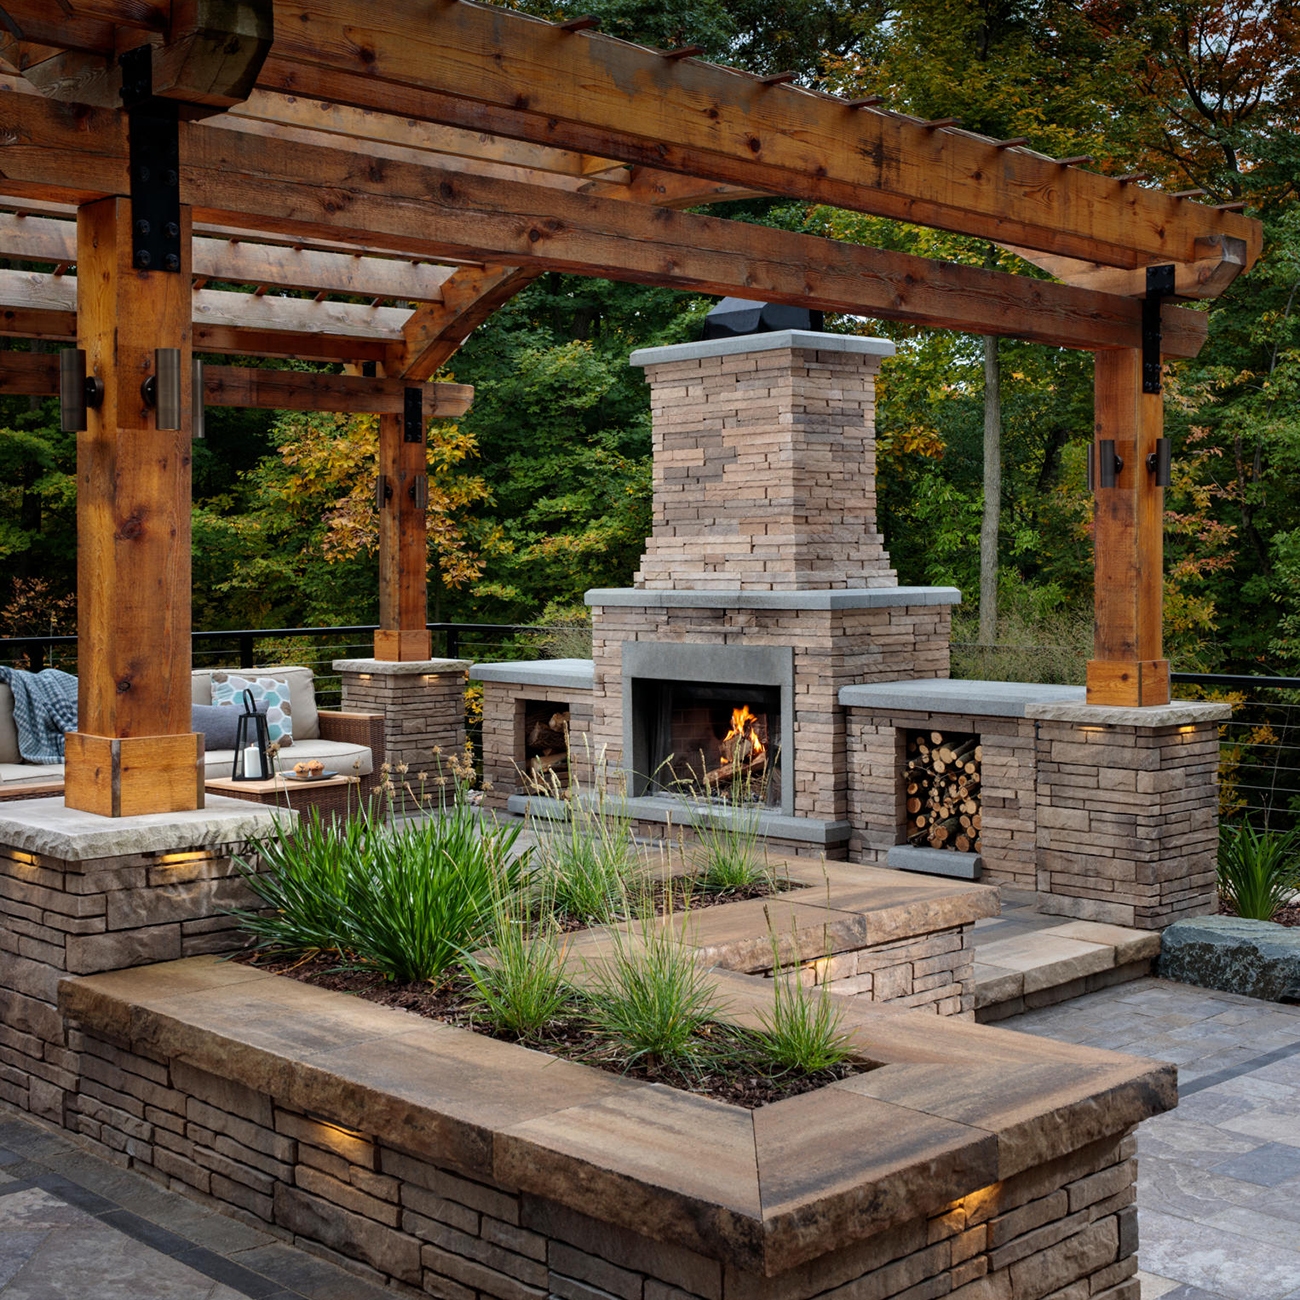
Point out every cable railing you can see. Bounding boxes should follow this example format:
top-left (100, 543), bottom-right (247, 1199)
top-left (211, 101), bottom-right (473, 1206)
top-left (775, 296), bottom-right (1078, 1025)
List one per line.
top-left (4, 626), bottom-right (1296, 825)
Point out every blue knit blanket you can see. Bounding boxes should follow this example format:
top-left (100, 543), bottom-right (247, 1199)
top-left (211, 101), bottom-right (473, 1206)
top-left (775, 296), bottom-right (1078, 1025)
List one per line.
top-left (0, 667), bottom-right (78, 764)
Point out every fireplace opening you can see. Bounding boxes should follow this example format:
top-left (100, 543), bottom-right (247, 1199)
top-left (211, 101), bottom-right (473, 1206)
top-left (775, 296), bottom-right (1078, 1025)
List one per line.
top-left (523, 700), bottom-right (570, 787)
top-left (903, 729), bottom-right (982, 852)
top-left (633, 680), bottom-right (781, 807)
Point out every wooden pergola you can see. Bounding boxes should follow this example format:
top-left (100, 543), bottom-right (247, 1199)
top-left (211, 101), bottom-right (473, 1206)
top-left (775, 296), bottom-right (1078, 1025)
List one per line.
top-left (0, 0), bottom-right (1262, 816)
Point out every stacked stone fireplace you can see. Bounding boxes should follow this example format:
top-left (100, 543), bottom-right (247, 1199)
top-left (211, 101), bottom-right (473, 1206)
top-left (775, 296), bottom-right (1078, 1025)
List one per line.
top-left (479, 329), bottom-right (959, 854)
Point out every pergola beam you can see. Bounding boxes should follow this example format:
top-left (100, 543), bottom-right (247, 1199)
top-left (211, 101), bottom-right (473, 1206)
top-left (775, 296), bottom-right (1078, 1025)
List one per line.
top-left (0, 352), bottom-right (475, 415)
top-left (0, 96), bottom-right (1210, 357)
top-left (251, 0), bottom-right (1259, 270)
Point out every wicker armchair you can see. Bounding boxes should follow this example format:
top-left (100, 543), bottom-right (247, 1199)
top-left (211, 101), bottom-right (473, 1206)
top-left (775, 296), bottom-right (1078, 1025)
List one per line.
top-left (317, 710), bottom-right (386, 803)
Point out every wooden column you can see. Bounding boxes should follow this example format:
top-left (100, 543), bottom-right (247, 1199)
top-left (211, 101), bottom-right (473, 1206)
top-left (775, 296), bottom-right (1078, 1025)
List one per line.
top-left (1087, 348), bottom-right (1170, 706)
top-left (375, 409), bottom-right (431, 661)
top-left (64, 197), bottom-right (203, 816)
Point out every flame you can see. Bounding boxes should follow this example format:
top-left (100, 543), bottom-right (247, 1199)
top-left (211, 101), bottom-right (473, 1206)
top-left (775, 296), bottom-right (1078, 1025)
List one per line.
top-left (720, 704), bottom-right (765, 765)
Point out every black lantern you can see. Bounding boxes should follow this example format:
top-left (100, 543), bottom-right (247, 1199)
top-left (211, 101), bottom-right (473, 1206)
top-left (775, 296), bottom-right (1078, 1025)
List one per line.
top-left (231, 689), bottom-right (272, 781)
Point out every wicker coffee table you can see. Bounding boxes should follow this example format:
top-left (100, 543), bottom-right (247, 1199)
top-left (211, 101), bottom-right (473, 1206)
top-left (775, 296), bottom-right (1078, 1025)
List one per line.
top-left (206, 772), bottom-right (366, 819)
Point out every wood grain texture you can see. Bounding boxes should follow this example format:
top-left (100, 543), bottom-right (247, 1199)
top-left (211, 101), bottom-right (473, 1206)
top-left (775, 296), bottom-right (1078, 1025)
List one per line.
top-left (0, 94), bottom-right (1210, 355)
top-left (259, 0), bottom-right (1261, 269)
top-left (376, 409), bottom-right (431, 663)
top-left (1088, 349), bottom-right (1169, 707)
top-left (64, 733), bottom-right (204, 818)
top-left (64, 197), bottom-right (198, 816)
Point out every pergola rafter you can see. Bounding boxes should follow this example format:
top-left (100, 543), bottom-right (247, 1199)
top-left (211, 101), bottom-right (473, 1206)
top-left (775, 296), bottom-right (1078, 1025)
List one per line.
top-left (0, 0), bottom-right (1263, 817)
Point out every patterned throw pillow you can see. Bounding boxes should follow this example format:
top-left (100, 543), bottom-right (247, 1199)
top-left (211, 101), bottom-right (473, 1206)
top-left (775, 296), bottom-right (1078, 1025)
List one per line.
top-left (210, 673), bottom-right (294, 748)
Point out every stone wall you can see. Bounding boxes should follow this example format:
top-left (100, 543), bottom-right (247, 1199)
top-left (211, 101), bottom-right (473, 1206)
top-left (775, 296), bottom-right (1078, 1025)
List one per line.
top-left (57, 1022), bottom-right (1141, 1300)
top-left (1029, 703), bottom-right (1225, 928)
top-left (632, 338), bottom-right (896, 591)
top-left (479, 681), bottom-right (595, 813)
top-left (589, 601), bottom-right (952, 824)
top-left (0, 800), bottom-right (279, 1125)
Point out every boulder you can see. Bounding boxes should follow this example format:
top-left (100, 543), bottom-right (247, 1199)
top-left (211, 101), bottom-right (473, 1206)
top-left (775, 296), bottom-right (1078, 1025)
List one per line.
top-left (1158, 915), bottom-right (1300, 1003)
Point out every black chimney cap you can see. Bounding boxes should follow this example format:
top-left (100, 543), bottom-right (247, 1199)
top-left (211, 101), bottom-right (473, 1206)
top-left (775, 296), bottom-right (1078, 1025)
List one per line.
top-left (702, 297), bottom-right (825, 340)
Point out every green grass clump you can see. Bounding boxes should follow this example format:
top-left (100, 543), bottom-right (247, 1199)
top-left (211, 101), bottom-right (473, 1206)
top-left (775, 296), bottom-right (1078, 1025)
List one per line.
top-left (587, 906), bottom-right (724, 1067)
top-left (1217, 821), bottom-right (1300, 922)
top-left (753, 941), bottom-right (853, 1074)
top-left (689, 769), bottom-right (772, 893)
top-left (465, 879), bottom-right (571, 1039)
top-left (532, 781), bottom-right (640, 924)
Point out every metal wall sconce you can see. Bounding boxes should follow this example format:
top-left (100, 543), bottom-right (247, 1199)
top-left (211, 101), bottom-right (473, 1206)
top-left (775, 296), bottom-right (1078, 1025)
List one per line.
top-left (58, 349), bottom-right (104, 433)
top-left (192, 358), bottom-right (205, 439)
top-left (410, 474), bottom-right (428, 510)
top-left (1098, 439), bottom-right (1123, 489)
top-left (1147, 437), bottom-right (1171, 487)
top-left (375, 474), bottom-right (393, 511)
top-left (140, 348), bottom-right (182, 430)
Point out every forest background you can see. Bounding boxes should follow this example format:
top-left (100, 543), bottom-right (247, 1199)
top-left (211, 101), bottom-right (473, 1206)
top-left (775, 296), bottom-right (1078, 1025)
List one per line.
top-left (1, 0), bottom-right (1297, 679)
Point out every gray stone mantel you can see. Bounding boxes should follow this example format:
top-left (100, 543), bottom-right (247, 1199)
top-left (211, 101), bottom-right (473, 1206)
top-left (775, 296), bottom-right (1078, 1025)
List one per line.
top-left (629, 330), bottom-right (896, 368)
top-left (840, 678), bottom-right (1086, 718)
top-left (0, 796), bottom-right (290, 862)
top-left (1024, 699), bottom-right (1232, 726)
top-left (585, 586), bottom-right (961, 610)
top-left (471, 659), bottom-right (594, 691)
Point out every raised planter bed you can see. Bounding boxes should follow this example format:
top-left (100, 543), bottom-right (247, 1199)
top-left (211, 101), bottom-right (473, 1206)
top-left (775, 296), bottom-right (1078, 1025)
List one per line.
top-left (59, 954), bottom-right (1172, 1298)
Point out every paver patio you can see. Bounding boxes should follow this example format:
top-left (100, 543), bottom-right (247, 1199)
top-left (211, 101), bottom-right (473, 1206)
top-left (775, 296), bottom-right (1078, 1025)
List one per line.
top-left (1002, 977), bottom-right (1300, 1300)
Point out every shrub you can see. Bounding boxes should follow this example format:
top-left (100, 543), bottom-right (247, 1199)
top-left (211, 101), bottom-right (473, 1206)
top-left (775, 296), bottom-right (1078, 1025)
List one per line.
top-left (1217, 821), bottom-right (1300, 922)
top-left (586, 904), bottom-right (724, 1067)
top-left (464, 877), bottom-right (572, 1039)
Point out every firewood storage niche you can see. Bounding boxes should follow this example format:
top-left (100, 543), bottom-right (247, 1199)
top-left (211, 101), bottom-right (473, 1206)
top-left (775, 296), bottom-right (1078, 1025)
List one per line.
top-left (904, 729), bottom-right (982, 853)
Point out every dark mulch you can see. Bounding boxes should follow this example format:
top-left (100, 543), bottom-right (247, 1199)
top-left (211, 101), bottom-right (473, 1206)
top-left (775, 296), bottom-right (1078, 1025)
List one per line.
top-left (235, 949), bottom-right (866, 1108)
top-left (1217, 898), bottom-right (1300, 927)
top-left (552, 873), bottom-right (804, 932)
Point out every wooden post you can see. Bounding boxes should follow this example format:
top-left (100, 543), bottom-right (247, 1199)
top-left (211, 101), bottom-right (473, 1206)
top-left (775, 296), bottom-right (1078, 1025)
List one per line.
top-left (375, 409), bottom-right (432, 661)
top-left (1087, 348), bottom-right (1170, 706)
top-left (63, 196), bottom-right (203, 816)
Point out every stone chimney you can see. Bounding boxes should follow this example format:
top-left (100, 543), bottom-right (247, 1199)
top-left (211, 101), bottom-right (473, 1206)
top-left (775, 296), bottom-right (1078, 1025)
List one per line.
top-left (629, 331), bottom-right (897, 591)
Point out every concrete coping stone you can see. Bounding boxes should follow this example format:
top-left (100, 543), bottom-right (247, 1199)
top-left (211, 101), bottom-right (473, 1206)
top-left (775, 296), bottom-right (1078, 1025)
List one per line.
top-left (332, 657), bottom-right (471, 675)
top-left (1023, 699), bottom-right (1232, 726)
top-left (840, 678), bottom-right (1085, 718)
top-left (506, 792), bottom-right (852, 844)
top-left (629, 330), bottom-right (896, 368)
top-left (0, 795), bottom-right (293, 862)
top-left (1158, 915), bottom-right (1300, 1004)
top-left (471, 659), bottom-right (595, 691)
top-left (584, 586), bottom-right (962, 610)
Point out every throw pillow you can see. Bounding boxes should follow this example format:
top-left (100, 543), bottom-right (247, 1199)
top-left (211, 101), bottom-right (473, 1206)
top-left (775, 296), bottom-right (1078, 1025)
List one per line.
top-left (191, 701), bottom-right (266, 751)
top-left (210, 673), bottom-right (294, 748)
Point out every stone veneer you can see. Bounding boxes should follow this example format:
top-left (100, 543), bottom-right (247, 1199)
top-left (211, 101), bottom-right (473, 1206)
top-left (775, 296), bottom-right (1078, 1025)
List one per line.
top-left (0, 797), bottom-right (284, 1124)
top-left (56, 955), bottom-right (1166, 1300)
top-left (628, 332), bottom-right (896, 591)
top-left (1028, 700), bottom-right (1228, 929)
top-left (335, 658), bottom-right (470, 775)
top-left (587, 591), bottom-right (956, 828)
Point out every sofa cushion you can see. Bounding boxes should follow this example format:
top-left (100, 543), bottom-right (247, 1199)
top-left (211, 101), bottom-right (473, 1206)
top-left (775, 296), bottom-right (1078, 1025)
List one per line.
top-left (252, 666), bottom-right (320, 741)
top-left (0, 684), bottom-right (19, 765)
top-left (193, 701), bottom-right (267, 751)
top-left (0, 762), bottom-right (65, 785)
top-left (211, 673), bottom-right (294, 747)
top-left (204, 738), bottom-right (373, 781)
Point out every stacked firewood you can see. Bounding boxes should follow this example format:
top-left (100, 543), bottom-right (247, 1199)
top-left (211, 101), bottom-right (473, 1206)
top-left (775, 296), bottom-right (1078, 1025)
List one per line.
top-left (904, 730), bottom-right (982, 853)
top-left (526, 707), bottom-right (570, 781)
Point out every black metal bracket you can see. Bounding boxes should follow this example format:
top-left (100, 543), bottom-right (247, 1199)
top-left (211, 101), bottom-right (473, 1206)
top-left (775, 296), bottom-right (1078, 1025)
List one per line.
top-left (1142, 264), bottom-right (1176, 394)
top-left (403, 386), bottom-right (424, 443)
top-left (120, 46), bottom-right (182, 274)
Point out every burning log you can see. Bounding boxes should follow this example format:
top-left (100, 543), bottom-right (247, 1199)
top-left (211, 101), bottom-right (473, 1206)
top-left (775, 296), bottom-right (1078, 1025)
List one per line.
top-left (904, 729), bottom-right (982, 853)
top-left (702, 704), bottom-right (769, 792)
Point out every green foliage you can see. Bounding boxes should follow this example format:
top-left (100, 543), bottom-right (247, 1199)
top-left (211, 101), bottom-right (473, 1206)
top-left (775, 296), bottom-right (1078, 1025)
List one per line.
top-left (753, 946), bottom-right (853, 1074)
top-left (1217, 821), bottom-right (1300, 922)
top-left (689, 774), bottom-right (772, 893)
top-left (586, 907), bottom-right (726, 1066)
top-left (463, 878), bottom-right (572, 1038)
top-left (233, 799), bottom-right (527, 984)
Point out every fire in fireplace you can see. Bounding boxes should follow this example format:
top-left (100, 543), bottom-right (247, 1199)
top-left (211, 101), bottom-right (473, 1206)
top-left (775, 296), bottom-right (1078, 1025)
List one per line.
top-left (634, 681), bottom-right (781, 807)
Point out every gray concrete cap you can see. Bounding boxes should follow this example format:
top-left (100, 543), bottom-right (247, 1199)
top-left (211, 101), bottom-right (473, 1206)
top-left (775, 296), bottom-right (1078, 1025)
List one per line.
top-left (629, 330), bottom-right (896, 369)
top-left (1023, 700), bottom-right (1232, 726)
top-left (585, 587), bottom-right (961, 610)
top-left (840, 678), bottom-right (1086, 717)
top-left (886, 844), bottom-right (982, 880)
top-left (0, 796), bottom-right (293, 862)
top-left (332, 658), bottom-right (471, 675)
top-left (471, 659), bottom-right (595, 691)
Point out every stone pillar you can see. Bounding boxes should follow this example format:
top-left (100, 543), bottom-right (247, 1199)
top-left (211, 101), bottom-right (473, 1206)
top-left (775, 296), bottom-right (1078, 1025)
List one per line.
top-left (628, 330), bottom-right (897, 591)
top-left (334, 658), bottom-right (469, 774)
top-left (1026, 699), bottom-right (1229, 929)
top-left (0, 796), bottom-right (285, 1123)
